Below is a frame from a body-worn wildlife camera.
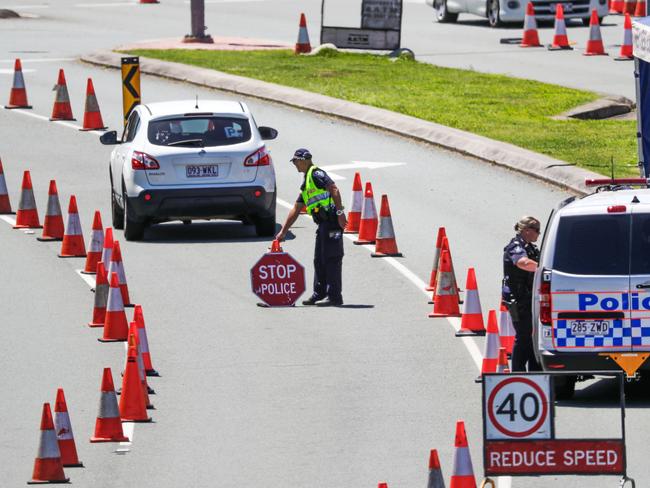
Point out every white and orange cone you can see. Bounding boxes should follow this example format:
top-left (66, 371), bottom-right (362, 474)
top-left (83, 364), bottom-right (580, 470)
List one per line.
top-left (80, 78), bottom-right (107, 131)
top-left (0, 158), bottom-right (13, 214)
top-left (371, 194), bottom-right (403, 257)
top-left (294, 13), bottom-right (312, 54)
top-left (108, 240), bottom-right (132, 307)
top-left (353, 182), bottom-right (378, 245)
top-left (477, 310), bottom-right (500, 382)
top-left (99, 272), bottom-right (129, 342)
top-left (81, 211), bottom-right (103, 273)
top-left (616, 14), bottom-right (634, 60)
top-left (499, 302), bottom-right (515, 355)
top-left (119, 345), bottom-right (152, 422)
top-left (430, 236), bottom-right (462, 304)
top-left (37, 180), bottom-right (64, 242)
top-left (456, 268), bottom-right (486, 336)
top-left (548, 4), bottom-right (572, 50)
top-left (344, 172), bottom-right (363, 234)
top-left (13, 170), bottom-right (42, 229)
top-left (584, 10), bottom-right (607, 56)
top-left (50, 69), bottom-right (75, 121)
top-left (429, 250), bottom-right (461, 318)
top-left (53, 388), bottom-right (83, 468)
top-left (58, 195), bottom-right (86, 258)
top-left (426, 227), bottom-right (446, 292)
top-left (127, 322), bottom-right (154, 408)
top-left (101, 227), bottom-right (114, 271)
top-left (88, 262), bottom-right (109, 328)
top-left (520, 3), bottom-right (541, 47)
top-left (427, 449), bottom-right (445, 488)
top-left (134, 304), bottom-right (159, 376)
top-left (28, 403), bottom-right (69, 484)
top-left (449, 421), bottom-right (477, 488)
top-left (90, 368), bottom-right (129, 442)
top-left (635, 0), bottom-right (646, 16)
top-left (497, 347), bottom-right (510, 373)
top-left (5, 58), bottom-right (32, 109)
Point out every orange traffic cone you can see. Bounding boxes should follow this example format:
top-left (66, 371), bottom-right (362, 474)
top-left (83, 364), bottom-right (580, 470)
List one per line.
top-left (427, 449), bottom-right (445, 488)
top-left (429, 250), bottom-right (461, 318)
top-left (520, 3), bottom-right (541, 47)
top-left (624, 0), bottom-right (637, 14)
top-left (90, 368), bottom-right (129, 442)
top-left (477, 310), bottom-right (500, 382)
top-left (50, 69), bottom-right (75, 121)
top-left (456, 268), bottom-right (486, 336)
top-left (499, 302), bottom-right (515, 355)
top-left (140, 0), bottom-right (159, 4)
top-left (353, 182), bottom-right (378, 245)
top-left (134, 304), bottom-right (159, 376)
top-left (430, 236), bottom-right (462, 304)
top-left (119, 345), bottom-right (152, 422)
top-left (88, 262), bottom-right (108, 328)
top-left (58, 195), bottom-right (86, 257)
top-left (0, 158), bottom-right (12, 214)
top-left (101, 227), bottom-right (114, 268)
top-left (611, 0), bottom-right (624, 13)
top-left (449, 421), bottom-right (477, 488)
top-left (371, 195), bottom-right (403, 257)
top-left (37, 180), bottom-right (64, 241)
top-left (548, 4), bottom-right (572, 50)
top-left (99, 272), bottom-right (129, 342)
top-left (294, 13), bottom-right (312, 54)
top-left (53, 388), bottom-right (83, 468)
top-left (13, 170), bottom-right (42, 229)
top-left (5, 58), bottom-right (32, 109)
top-left (80, 78), bottom-right (107, 131)
top-left (584, 10), bottom-right (607, 55)
top-left (497, 347), bottom-right (510, 373)
top-left (344, 172), bottom-right (363, 234)
top-left (81, 211), bottom-right (103, 273)
top-left (270, 239), bottom-right (283, 253)
top-left (109, 241), bottom-right (132, 306)
top-left (635, 0), bottom-right (646, 15)
top-left (127, 323), bottom-right (154, 408)
top-left (426, 227), bottom-right (446, 292)
top-left (616, 14), bottom-right (634, 60)
top-left (28, 403), bottom-right (69, 484)
top-left (378, 484), bottom-right (388, 488)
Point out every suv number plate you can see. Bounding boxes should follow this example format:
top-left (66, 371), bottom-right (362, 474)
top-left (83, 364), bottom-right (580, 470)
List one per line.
top-left (186, 165), bottom-right (218, 178)
top-left (570, 320), bottom-right (610, 336)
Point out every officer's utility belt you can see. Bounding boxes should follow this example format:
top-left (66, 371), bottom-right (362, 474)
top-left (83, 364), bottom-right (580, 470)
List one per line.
top-left (311, 205), bottom-right (335, 224)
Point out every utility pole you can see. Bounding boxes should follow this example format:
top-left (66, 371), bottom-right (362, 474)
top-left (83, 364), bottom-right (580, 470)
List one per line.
top-left (184, 0), bottom-right (213, 43)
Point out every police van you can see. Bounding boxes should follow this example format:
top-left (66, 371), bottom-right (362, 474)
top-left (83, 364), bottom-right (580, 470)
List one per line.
top-left (533, 178), bottom-right (650, 399)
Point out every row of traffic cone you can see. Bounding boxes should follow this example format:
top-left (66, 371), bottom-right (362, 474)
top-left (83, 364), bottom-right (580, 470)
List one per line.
top-left (5, 60), bottom-right (107, 130)
top-left (610, 0), bottom-right (646, 16)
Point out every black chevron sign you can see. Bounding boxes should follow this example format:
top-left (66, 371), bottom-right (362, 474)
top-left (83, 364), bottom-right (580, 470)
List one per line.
top-left (121, 57), bottom-right (141, 126)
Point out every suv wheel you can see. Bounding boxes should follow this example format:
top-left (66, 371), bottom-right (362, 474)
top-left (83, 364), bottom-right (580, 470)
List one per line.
top-left (111, 186), bottom-right (124, 230)
top-left (254, 214), bottom-right (276, 237)
top-left (434, 0), bottom-right (458, 22)
top-left (554, 375), bottom-right (576, 400)
top-left (123, 192), bottom-right (145, 241)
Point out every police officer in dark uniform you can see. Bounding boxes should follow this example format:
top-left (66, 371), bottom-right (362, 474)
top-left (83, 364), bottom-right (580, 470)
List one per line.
top-left (276, 149), bottom-right (347, 306)
top-left (502, 216), bottom-right (542, 372)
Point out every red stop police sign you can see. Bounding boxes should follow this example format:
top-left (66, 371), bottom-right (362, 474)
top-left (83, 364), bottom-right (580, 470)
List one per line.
top-left (250, 250), bottom-right (306, 307)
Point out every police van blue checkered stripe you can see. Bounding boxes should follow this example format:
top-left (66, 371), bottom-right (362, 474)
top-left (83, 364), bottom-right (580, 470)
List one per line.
top-left (554, 319), bottom-right (650, 347)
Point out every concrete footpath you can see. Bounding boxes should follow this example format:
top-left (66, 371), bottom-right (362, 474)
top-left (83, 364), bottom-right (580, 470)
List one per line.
top-left (82, 44), bottom-right (604, 196)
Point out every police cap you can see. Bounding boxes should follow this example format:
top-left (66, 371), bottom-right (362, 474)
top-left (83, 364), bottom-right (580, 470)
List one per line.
top-left (290, 148), bottom-right (312, 162)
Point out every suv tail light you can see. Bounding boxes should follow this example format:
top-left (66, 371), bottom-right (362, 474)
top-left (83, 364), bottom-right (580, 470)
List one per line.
top-left (132, 151), bottom-right (160, 170)
top-left (540, 269), bottom-right (552, 326)
top-left (244, 146), bottom-right (271, 167)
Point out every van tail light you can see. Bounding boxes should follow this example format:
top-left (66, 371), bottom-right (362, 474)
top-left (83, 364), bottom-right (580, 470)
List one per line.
top-left (244, 146), bottom-right (271, 167)
top-left (132, 151), bottom-right (160, 170)
top-left (540, 270), bottom-right (552, 326)
top-left (607, 205), bottom-right (626, 213)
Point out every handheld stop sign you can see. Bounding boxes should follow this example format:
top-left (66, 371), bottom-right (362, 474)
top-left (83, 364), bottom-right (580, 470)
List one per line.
top-left (251, 240), bottom-right (305, 307)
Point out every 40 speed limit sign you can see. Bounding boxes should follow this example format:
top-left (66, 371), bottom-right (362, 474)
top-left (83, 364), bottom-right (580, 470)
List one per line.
top-left (484, 375), bottom-right (553, 440)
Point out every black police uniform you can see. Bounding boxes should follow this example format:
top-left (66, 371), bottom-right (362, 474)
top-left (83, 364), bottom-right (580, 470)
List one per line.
top-left (297, 167), bottom-right (344, 304)
top-left (502, 234), bottom-right (541, 372)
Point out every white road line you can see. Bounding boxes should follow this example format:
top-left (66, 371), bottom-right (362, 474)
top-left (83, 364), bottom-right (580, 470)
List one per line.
top-left (322, 161), bottom-right (407, 171)
top-left (8, 108), bottom-right (106, 134)
top-left (75, 2), bottom-right (138, 7)
top-left (0, 215), bottom-right (17, 226)
top-left (117, 421), bottom-right (135, 451)
top-left (76, 269), bottom-right (97, 289)
top-left (0, 58), bottom-right (76, 64)
top-left (5, 4), bottom-right (50, 9)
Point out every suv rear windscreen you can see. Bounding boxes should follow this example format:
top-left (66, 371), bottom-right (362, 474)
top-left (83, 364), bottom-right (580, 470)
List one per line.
top-left (148, 117), bottom-right (251, 147)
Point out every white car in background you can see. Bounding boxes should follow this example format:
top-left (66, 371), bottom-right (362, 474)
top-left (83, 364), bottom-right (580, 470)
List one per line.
top-left (100, 100), bottom-right (278, 241)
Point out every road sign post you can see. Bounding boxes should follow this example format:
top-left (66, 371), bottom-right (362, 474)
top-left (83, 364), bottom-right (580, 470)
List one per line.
top-left (250, 245), bottom-right (305, 307)
top-left (121, 57), bottom-right (141, 127)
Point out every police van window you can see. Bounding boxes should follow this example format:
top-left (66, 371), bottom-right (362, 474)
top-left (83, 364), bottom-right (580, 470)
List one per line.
top-left (631, 214), bottom-right (650, 275)
top-left (147, 117), bottom-right (251, 147)
top-left (553, 215), bottom-right (630, 275)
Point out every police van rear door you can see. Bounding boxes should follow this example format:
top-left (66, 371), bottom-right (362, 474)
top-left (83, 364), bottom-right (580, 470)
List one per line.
top-left (551, 208), bottom-right (632, 352)
top-left (630, 205), bottom-right (650, 352)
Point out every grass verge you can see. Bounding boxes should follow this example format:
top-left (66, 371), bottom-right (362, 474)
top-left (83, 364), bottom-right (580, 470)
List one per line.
top-left (127, 48), bottom-right (638, 177)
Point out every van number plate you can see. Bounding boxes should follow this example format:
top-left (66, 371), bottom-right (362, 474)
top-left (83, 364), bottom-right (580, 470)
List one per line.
top-left (186, 165), bottom-right (218, 178)
top-left (570, 320), bottom-right (610, 336)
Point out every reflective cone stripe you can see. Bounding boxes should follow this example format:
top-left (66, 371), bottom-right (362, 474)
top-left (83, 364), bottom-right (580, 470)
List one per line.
top-left (13, 170), bottom-right (42, 229)
top-left (28, 403), bottom-right (69, 484)
top-left (99, 273), bottom-right (129, 342)
top-left (440, 236), bottom-right (463, 299)
top-left (50, 69), bottom-right (75, 121)
top-left (0, 159), bottom-right (12, 214)
top-left (549, 5), bottom-right (572, 50)
top-left (59, 195), bottom-right (86, 257)
top-left (457, 268), bottom-right (486, 336)
top-left (108, 241), bottom-right (131, 306)
top-left (499, 302), bottom-right (515, 355)
top-left (101, 228), bottom-right (113, 269)
top-left (80, 78), bottom-right (107, 131)
top-left (624, 0), bottom-right (637, 14)
top-left (617, 14), bottom-right (634, 59)
top-left (128, 324), bottom-right (153, 409)
top-left (38, 180), bottom-right (64, 241)
top-left (89, 262), bottom-right (108, 327)
top-left (372, 194), bottom-right (403, 257)
top-left (429, 250), bottom-right (461, 317)
top-left (82, 211), bottom-right (103, 273)
top-left (497, 347), bottom-right (510, 373)
top-left (584, 10), bottom-right (607, 55)
top-left (480, 310), bottom-right (501, 376)
top-left (426, 227), bottom-right (446, 292)
top-left (427, 449), bottom-right (446, 488)
top-left (90, 368), bottom-right (129, 442)
top-left (119, 346), bottom-right (152, 422)
top-left (6, 58), bottom-right (32, 109)
top-left (449, 421), bottom-right (476, 488)
top-left (353, 182), bottom-right (378, 244)
top-left (344, 172), bottom-right (363, 233)
top-left (53, 389), bottom-right (82, 468)
top-left (635, 0), bottom-right (646, 16)
top-left (134, 304), bottom-right (158, 376)
top-left (294, 13), bottom-right (312, 54)
top-left (520, 3), bottom-right (541, 47)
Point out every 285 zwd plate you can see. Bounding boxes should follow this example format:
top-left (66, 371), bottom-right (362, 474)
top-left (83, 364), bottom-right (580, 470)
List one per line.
top-left (186, 164), bottom-right (218, 178)
top-left (570, 320), bottom-right (610, 337)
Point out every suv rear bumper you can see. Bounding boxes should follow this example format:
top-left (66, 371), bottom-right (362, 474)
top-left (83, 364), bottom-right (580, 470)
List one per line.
top-left (537, 350), bottom-right (650, 373)
top-left (127, 186), bottom-right (275, 222)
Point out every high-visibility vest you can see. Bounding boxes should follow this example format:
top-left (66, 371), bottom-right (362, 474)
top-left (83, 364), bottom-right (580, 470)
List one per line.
top-left (301, 165), bottom-right (332, 215)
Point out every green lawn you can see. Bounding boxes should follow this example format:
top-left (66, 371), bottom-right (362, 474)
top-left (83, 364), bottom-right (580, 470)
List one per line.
top-left (128, 48), bottom-right (639, 177)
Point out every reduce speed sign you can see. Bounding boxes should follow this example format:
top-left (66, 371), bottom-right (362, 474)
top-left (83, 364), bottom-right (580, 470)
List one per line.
top-left (484, 375), bottom-right (553, 440)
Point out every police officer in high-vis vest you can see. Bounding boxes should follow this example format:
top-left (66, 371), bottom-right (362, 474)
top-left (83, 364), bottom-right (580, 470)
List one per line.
top-left (502, 216), bottom-right (542, 372)
top-left (276, 149), bottom-right (347, 306)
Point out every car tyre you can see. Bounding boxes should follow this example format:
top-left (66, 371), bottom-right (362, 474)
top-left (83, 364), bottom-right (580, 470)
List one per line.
top-left (254, 214), bottom-right (276, 237)
top-left (553, 375), bottom-right (576, 400)
top-left (487, 0), bottom-right (503, 27)
top-left (434, 0), bottom-right (458, 22)
top-left (123, 192), bottom-right (145, 241)
top-left (111, 186), bottom-right (124, 230)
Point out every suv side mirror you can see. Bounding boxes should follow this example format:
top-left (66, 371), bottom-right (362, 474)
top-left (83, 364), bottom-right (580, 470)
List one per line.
top-left (100, 130), bottom-right (120, 145)
top-left (258, 126), bottom-right (278, 140)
